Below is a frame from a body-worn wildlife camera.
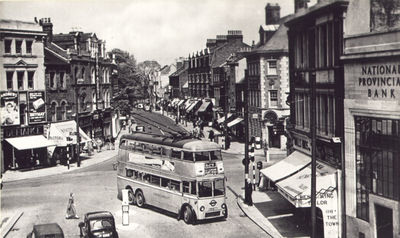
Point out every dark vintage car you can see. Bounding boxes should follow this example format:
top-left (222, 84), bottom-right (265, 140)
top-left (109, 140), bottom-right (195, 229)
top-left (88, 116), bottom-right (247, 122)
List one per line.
top-left (79, 211), bottom-right (119, 238)
top-left (27, 223), bottom-right (64, 238)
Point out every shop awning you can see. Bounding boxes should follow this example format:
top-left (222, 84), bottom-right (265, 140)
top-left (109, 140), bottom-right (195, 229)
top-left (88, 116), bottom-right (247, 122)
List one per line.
top-left (260, 151), bottom-right (311, 183)
top-left (48, 120), bottom-right (92, 147)
top-left (6, 135), bottom-right (56, 150)
top-left (276, 161), bottom-right (337, 208)
top-left (196, 101), bottom-right (212, 114)
top-left (217, 113), bottom-right (233, 124)
top-left (177, 99), bottom-right (186, 107)
top-left (184, 100), bottom-right (193, 109)
top-left (186, 100), bottom-right (200, 113)
top-left (227, 117), bottom-right (244, 127)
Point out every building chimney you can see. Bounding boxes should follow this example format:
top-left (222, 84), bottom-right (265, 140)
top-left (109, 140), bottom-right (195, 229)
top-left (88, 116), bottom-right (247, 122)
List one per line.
top-left (206, 39), bottom-right (217, 48)
top-left (265, 3), bottom-right (280, 25)
top-left (39, 18), bottom-right (53, 41)
top-left (294, 0), bottom-right (309, 13)
top-left (227, 30), bottom-right (243, 43)
top-left (216, 35), bottom-right (227, 46)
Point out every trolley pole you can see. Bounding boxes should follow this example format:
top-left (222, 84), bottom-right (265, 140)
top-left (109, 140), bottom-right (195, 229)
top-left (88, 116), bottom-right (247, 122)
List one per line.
top-left (310, 72), bottom-right (317, 237)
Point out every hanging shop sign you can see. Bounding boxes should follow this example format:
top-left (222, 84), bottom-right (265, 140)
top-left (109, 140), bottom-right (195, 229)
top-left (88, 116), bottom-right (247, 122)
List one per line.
top-left (28, 91), bottom-right (46, 124)
top-left (0, 92), bottom-right (20, 126)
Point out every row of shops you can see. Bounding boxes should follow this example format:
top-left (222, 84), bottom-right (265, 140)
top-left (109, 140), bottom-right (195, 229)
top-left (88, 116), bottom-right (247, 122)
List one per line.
top-left (164, 98), bottom-right (245, 139)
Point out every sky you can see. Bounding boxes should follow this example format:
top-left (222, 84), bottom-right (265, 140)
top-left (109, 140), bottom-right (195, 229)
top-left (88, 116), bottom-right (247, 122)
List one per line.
top-left (0, 0), bottom-right (316, 66)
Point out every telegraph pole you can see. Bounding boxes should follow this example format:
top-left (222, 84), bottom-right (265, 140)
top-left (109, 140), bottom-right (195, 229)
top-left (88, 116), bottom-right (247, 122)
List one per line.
top-left (224, 72), bottom-right (229, 150)
top-left (310, 72), bottom-right (317, 237)
top-left (75, 65), bottom-right (81, 167)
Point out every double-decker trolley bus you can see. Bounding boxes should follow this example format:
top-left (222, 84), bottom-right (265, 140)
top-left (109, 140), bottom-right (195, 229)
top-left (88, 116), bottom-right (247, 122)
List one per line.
top-left (116, 132), bottom-right (227, 224)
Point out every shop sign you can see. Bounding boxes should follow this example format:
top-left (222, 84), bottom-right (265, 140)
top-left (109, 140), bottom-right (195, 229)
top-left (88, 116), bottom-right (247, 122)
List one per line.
top-left (358, 63), bottom-right (400, 99)
top-left (28, 91), bottom-right (46, 124)
top-left (1, 92), bottom-right (20, 126)
top-left (3, 125), bottom-right (44, 138)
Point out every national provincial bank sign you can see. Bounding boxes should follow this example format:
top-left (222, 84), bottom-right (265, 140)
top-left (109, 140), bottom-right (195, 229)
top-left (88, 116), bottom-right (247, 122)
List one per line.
top-left (358, 63), bottom-right (400, 99)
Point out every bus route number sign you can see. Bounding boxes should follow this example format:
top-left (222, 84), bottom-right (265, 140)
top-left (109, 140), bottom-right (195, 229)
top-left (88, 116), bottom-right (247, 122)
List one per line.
top-left (205, 163), bottom-right (217, 175)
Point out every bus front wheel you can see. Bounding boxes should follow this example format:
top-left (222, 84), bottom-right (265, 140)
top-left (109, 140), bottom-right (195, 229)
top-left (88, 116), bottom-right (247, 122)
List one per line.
top-left (128, 188), bottom-right (136, 205)
top-left (183, 206), bottom-right (194, 224)
top-left (136, 190), bottom-right (145, 207)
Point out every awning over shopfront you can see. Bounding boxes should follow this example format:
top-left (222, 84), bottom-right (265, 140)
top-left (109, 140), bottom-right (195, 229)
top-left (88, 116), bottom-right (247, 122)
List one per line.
top-left (48, 120), bottom-right (92, 147)
top-left (177, 99), bottom-right (186, 107)
top-left (260, 151), bottom-right (311, 183)
top-left (186, 100), bottom-right (200, 113)
top-left (171, 98), bottom-right (180, 108)
top-left (184, 100), bottom-right (193, 109)
top-left (227, 117), bottom-right (244, 127)
top-left (217, 113), bottom-right (233, 124)
top-left (276, 161), bottom-right (337, 208)
top-left (196, 101), bottom-right (212, 114)
top-left (5, 135), bottom-right (56, 150)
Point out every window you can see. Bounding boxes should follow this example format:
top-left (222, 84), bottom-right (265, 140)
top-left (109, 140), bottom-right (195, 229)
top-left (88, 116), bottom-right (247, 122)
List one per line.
top-left (267, 61), bottom-right (277, 75)
top-left (316, 94), bottom-right (335, 136)
top-left (198, 181), bottom-right (212, 197)
top-left (15, 40), bottom-right (22, 54)
top-left (150, 175), bottom-right (161, 186)
top-left (355, 116), bottom-right (400, 221)
top-left (5, 39), bottom-right (12, 54)
top-left (183, 151), bottom-right (194, 161)
top-left (6, 71), bottom-right (13, 89)
top-left (50, 72), bottom-right (56, 88)
top-left (19, 103), bottom-right (27, 125)
top-left (195, 152), bottom-right (210, 162)
top-left (60, 72), bottom-right (65, 89)
top-left (51, 101), bottom-right (57, 122)
top-left (214, 179), bottom-right (225, 196)
top-left (60, 101), bottom-right (67, 120)
top-left (17, 71), bottom-right (24, 89)
top-left (171, 149), bottom-right (181, 159)
top-left (183, 181), bottom-right (190, 193)
top-left (28, 71), bottom-right (34, 89)
top-left (269, 90), bottom-right (278, 107)
top-left (210, 151), bottom-right (222, 160)
top-left (26, 41), bottom-right (33, 54)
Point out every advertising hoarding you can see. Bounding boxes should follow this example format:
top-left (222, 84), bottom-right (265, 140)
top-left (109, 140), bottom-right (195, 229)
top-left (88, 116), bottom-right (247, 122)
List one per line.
top-left (1, 92), bottom-right (20, 126)
top-left (28, 91), bottom-right (46, 124)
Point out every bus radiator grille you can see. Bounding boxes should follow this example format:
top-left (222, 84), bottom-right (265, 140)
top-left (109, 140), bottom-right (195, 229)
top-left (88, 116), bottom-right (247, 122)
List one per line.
top-left (205, 211), bottom-right (221, 218)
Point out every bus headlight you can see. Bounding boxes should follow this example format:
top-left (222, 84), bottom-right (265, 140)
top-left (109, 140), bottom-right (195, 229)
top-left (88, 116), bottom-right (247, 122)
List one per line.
top-left (200, 206), bottom-right (205, 212)
top-left (221, 203), bottom-right (226, 209)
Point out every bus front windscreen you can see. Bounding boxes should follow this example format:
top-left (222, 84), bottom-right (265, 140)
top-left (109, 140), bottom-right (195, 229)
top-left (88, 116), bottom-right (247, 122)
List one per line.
top-left (198, 179), bottom-right (225, 197)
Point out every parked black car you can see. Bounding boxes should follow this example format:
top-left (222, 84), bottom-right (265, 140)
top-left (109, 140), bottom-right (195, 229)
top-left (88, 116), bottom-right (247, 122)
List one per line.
top-left (27, 223), bottom-right (64, 238)
top-left (79, 211), bottom-right (119, 238)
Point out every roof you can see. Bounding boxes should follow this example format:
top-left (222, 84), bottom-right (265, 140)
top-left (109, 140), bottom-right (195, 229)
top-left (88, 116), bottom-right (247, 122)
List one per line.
top-left (252, 22), bottom-right (289, 53)
top-left (86, 211), bottom-right (114, 220)
top-left (210, 41), bottom-right (250, 68)
top-left (170, 64), bottom-right (188, 77)
top-left (33, 223), bottom-right (64, 236)
top-left (0, 19), bottom-right (45, 33)
top-left (45, 42), bottom-right (69, 62)
top-left (120, 132), bottom-right (221, 151)
top-left (285, 0), bottom-right (349, 26)
top-left (259, 24), bottom-right (280, 31)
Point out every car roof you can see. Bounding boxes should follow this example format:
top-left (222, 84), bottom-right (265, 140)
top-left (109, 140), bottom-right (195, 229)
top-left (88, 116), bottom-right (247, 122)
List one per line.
top-left (33, 223), bottom-right (64, 235)
top-left (86, 211), bottom-right (114, 220)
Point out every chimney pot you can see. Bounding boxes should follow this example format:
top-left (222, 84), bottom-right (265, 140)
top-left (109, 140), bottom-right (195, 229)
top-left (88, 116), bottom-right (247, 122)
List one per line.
top-left (265, 3), bottom-right (281, 25)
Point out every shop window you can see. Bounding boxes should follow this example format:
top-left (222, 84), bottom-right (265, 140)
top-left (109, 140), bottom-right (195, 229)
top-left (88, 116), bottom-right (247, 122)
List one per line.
top-left (5, 39), bottom-right (12, 54)
top-left (17, 71), bottom-right (24, 90)
top-left (28, 71), bottom-right (34, 89)
top-left (6, 71), bottom-right (13, 90)
top-left (15, 40), bottom-right (22, 54)
top-left (26, 40), bottom-right (33, 54)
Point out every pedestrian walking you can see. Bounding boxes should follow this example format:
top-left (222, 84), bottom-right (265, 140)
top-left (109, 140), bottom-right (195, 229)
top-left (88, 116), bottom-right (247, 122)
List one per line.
top-left (110, 136), bottom-right (115, 150)
top-left (65, 193), bottom-right (79, 219)
top-left (208, 130), bottom-right (215, 142)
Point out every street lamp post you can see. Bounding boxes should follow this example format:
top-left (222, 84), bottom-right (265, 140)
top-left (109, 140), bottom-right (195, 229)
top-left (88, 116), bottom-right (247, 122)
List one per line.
top-left (74, 65), bottom-right (81, 167)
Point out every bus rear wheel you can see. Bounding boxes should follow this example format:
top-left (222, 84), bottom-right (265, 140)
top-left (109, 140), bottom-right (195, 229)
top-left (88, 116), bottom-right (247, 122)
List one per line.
top-left (183, 206), bottom-right (194, 224)
top-left (136, 190), bottom-right (145, 208)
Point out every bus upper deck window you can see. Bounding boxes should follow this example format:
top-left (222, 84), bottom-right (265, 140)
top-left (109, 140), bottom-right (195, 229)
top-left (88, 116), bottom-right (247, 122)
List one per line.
top-left (171, 149), bottom-right (181, 160)
top-left (210, 151), bottom-right (222, 160)
top-left (195, 152), bottom-right (210, 162)
top-left (183, 152), bottom-right (194, 161)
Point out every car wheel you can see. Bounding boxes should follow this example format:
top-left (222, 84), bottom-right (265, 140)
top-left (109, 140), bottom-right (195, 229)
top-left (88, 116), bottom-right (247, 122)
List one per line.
top-left (128, 188), bottom-right (136, 205)
top-left (136, 190), bottom-right (145, 207)
top-left (183, 206), bottom-right (193, 224)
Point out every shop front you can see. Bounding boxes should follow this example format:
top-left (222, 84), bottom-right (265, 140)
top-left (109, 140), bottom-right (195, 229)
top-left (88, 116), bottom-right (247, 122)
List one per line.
top-left (47, 120), bottom-right (92, 164)
top-left (261, 150), bottom-right (340, 238)
top-left (2, 125), bottom-right (55, 171)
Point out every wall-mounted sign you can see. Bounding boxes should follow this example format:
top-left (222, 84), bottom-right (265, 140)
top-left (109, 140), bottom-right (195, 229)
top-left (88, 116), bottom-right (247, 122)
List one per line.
top-left (28, 91), bottom-right (46, 124)
top-left (1, 92), bottom-right (20, 126)
top-left (358, 63), bottom-right (400, 100)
